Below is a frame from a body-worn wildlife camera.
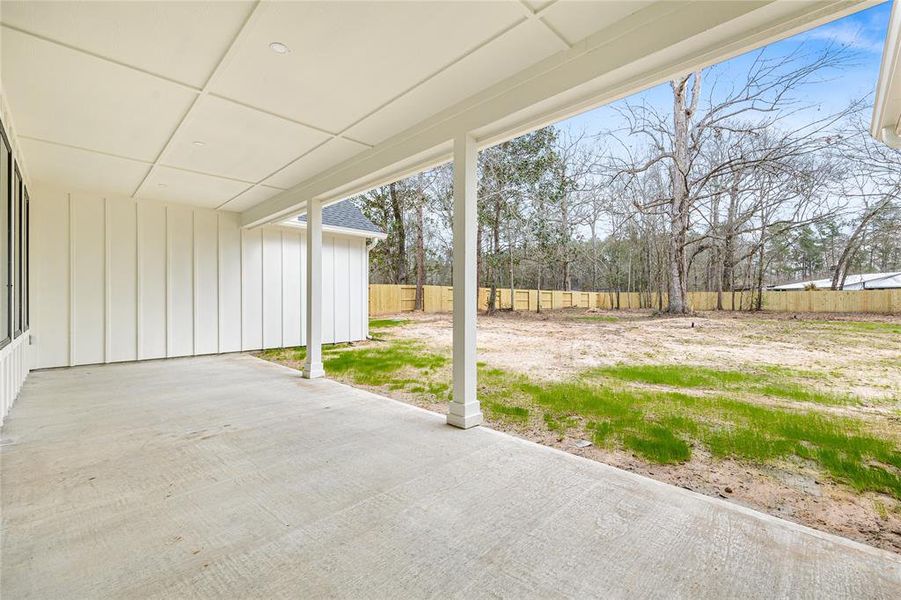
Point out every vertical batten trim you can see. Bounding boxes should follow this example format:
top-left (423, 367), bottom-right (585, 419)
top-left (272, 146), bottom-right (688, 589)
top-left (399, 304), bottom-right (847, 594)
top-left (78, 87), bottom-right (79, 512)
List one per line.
top-left (347, 238), bottom-right (352, 342)
top-left (165, 205), bottom-right (171, 358)
top-left (136, 202), bottom-right (143, 360)
top-left (67, 193), bottom-right (75, 366)
top-left (332, 236), bottom-right (337, 343)
top-left (279, 230), bottom-right (284, 348)
top-left (260, 228), bottom-right (266, 349)
top-left (215, 212), bottom-right (220, 353)
top-left (216, 212), bottom-right (222, 354)
top-left (239, 228), bottom-right (245, 350)
top-left (301, 231), bottom-right (305, 344)
top-left (103, 197), bottom-right (110, 363)
top-left (259, 228), bottom-right (264, 349)
top-left (280, 229), bottom-right (286, 348)
top-left (191, 209), bottom-right (197, 356)
top-left (364, 238), bottom-right (370, 339)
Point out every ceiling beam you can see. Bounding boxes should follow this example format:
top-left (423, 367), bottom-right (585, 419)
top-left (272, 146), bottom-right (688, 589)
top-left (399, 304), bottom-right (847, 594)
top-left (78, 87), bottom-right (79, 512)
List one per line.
top-left (241, 0), bottom-right (874, 228)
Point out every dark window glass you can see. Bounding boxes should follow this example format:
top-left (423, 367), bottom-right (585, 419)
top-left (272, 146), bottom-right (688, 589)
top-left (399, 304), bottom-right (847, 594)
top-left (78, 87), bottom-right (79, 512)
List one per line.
top-left (13, 166), bottom-right (20, 337)
top-left (23, 187), bottom-right (28, 331)
top-left (0, 126), bottom-right (9, 346)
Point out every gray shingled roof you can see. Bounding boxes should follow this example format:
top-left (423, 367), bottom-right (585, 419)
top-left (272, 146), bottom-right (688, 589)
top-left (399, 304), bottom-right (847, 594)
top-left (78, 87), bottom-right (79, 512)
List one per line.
top-left (297, 200), bottom-right (383, 235)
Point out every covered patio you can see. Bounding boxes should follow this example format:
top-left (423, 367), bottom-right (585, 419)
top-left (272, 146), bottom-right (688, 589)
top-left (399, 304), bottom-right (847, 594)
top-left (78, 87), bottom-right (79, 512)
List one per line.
top-left (3, 1), bottom-right (901, 596)
top-left (3, 355), bottom-right (899, 598)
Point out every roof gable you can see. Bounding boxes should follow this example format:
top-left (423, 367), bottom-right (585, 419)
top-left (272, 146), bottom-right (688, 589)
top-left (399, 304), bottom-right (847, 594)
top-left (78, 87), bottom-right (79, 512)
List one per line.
top-left (297, 200), bottom-right (382, 235)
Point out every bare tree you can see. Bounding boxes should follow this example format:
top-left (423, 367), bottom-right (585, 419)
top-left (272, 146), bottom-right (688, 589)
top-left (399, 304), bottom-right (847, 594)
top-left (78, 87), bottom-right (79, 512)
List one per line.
top-left (826, 115), bottom-right (901, 289)
top-left (610, 45), bottom-right (853, 312)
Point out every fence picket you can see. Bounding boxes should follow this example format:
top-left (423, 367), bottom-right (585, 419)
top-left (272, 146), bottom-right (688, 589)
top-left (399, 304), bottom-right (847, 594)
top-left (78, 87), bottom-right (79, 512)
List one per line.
top-left (368, 284), bottom-right (898, 316)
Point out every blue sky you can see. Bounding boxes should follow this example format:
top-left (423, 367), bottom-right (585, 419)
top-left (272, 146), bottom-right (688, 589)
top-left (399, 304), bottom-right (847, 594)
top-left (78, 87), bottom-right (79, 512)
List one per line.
top-left (558, 1), bottom-right (893, 135)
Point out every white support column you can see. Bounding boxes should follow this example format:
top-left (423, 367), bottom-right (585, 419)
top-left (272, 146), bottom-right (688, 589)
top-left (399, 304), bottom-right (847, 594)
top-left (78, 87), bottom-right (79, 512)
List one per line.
top-left (448, 133), bottom-right (482, 429)
top-left (303, 199), bottom-right (325, 379)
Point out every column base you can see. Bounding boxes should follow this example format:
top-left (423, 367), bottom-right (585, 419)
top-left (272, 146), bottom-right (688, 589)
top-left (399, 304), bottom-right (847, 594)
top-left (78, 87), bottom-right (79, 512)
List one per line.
top-left (447, 401), bottom-right (482, 429)
top-left (302, 361), bottom-right (325, 379)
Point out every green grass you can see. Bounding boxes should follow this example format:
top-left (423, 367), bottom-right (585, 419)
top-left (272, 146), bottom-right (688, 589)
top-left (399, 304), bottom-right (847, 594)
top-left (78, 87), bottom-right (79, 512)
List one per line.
top-left (810, 321), bottom-right (901, 335)
top-left (322, 340), bottom-right (446, 386)
top-left (485, 402), bottom-right (530, 421)
top-left (259, 341), bottom-right (900, 499)
top-left (592, 364), bottom-right (754, 388)
top-left (259, 346), bottom-right (307, 363)
top-left (544, 413), bottom-right (579, 433)
top-left (259, 343), bottom-right (353, 364)
top-left (592, 364), bottom-right (853, 406)
top-left (569, 315), bottom-right (619, 323)
top-left (525, 378), bottom-right (900, 496)
top-left (369, 318), bottom-right (409, 330)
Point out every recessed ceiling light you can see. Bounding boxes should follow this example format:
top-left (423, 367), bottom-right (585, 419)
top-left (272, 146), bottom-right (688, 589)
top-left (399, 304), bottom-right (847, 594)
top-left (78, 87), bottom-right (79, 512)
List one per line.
top-left (192, 140), bottom-right (205, 147)
top-left (158, 183), bottom-right (167, 187)
top-left (269, 41), bottom-right (290, 55)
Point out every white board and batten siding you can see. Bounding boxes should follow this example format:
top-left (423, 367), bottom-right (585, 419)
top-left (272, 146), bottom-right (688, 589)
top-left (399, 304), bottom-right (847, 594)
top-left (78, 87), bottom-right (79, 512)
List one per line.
top-left (0, 93), bottom-right (31, 425)
top-left (0, 334), bottom-right (29, 425)
top-left (31, 186), bottom-right (370, 370)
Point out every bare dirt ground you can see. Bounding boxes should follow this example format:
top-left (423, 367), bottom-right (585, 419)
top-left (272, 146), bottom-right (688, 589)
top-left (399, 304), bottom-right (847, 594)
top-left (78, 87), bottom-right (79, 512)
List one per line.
top-left (369, 309), bottom-right (901, 553)
top-left (401, 309), bottom-right (901, 403)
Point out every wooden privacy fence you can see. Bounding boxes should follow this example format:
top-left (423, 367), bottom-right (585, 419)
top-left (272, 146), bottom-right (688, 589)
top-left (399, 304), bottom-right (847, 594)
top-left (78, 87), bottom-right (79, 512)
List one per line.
top-left (369, 284), bottom-right (900, 315)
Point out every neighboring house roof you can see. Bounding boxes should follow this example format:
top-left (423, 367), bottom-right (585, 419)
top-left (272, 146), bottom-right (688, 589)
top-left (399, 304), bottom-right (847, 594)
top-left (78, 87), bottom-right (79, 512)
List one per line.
top-left (769, 272), bottom-right (901, 291)
top-left (864, 272), bottom-right (901, 289)
top-left (296, 200), bottom-right (385, 238)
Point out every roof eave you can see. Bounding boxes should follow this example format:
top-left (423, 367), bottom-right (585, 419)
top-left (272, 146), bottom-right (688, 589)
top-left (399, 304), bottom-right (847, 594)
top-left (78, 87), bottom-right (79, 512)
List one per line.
top-left (281, 219), bottom-right (387, 240)
top-left (872, 1), bottom-right (901, 148)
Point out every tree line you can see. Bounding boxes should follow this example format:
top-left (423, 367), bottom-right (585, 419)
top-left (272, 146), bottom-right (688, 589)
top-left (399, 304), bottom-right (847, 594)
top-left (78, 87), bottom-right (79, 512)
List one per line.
top-left (355, 45), bottom-right (900, 313)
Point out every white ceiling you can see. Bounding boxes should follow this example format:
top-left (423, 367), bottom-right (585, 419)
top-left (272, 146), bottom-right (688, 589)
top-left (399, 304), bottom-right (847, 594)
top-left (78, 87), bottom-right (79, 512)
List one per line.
top-left (0, 0), bottom-right (651, 210)
top-left (0, 0), bottom-right (881, 216)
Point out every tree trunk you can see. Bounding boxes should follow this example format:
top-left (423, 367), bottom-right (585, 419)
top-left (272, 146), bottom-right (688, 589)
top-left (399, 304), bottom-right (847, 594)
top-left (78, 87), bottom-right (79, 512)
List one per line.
top-left (508, 223), bottom-right (515, 311)
top-left (414, 200), bottom-right (425, 311)
top-left (666, 73), bottom-right (699, 314)
top-left (831, 198), bottom-right (890, 290)
top-left (388, 182), bottom-right (407, 284)
top-left (487, 200), bottom-right (502, 314)
top-left (476, 222), bottom-right (483, 306)
top-left (561, 192), bottom-right (572, 292)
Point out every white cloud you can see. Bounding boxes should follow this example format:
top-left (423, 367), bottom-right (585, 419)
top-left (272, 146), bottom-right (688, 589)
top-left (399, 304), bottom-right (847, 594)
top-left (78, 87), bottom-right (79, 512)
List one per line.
top-left (804, 21), bottom-right (885, 54)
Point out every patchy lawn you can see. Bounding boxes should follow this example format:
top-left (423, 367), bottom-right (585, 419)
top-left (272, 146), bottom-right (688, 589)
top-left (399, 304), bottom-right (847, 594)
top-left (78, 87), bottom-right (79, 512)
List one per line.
top-left (257, 308), bottom-right (901, 553)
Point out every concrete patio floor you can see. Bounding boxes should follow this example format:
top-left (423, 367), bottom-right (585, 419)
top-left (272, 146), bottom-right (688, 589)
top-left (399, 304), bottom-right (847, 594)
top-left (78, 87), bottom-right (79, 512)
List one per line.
top-left (2, 355), bottom-right (900, 599)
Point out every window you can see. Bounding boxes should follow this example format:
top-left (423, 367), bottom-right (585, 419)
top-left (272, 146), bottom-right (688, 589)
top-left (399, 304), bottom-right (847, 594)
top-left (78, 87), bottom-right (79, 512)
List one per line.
top-left (16, 171), bottom-right (26, 334)
top-left (13, 165), bottom-right (20, 338)
top-left (0, 124), bottom-right (9, 347)
top-left (0, 117), bottom-right (31, 344)
top-left (23, 187), bottom-right (29, 332)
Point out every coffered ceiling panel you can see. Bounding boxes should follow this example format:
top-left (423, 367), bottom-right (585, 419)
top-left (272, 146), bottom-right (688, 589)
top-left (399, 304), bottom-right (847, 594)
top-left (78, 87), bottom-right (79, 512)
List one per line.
top-left (137, 167), bottom-right (250, 209)
top-left (1, 27), bottom-right (196, 161)
top-left (540, 1), bottom-right (655, 46)
top-left (1, 0), bottom-right (875, 218)
top-left (19, 138), bottom-right (150, 197)
top-left (0, 0), bottom-right (254, 87)
top-left (521, 0), bottom-right (555, 12)
top-left (159, 95), bottom-right (331, 183)
top-left (263, 138), bottom-right (370, 190)
top-left (210, 0), bottom-right (525, 133)
top-left (345, 19), bottom-right (564, 146)
top-left (219, 184), bottom-right (284, 213)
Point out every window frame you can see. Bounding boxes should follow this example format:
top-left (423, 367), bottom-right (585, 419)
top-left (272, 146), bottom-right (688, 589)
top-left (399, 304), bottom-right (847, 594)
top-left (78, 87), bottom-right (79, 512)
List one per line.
top-left (23, 186), bottom-right (29, 332)
top-left (0, 122), bottom-right (11, 350)
top-left (13, 163), bottom-right (22, 339)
